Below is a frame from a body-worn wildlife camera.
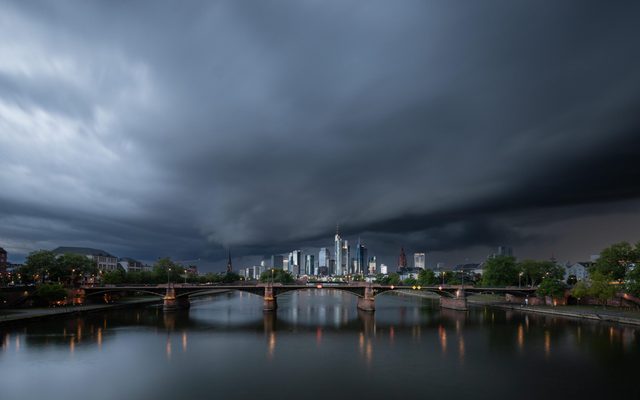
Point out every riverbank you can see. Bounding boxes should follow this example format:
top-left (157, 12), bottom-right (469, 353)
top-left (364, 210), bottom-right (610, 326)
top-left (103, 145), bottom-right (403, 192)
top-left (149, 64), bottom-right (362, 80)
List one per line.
top-left (395, 289), bottom-right (640, 326)
top-left (0, 297), bottom-right (162, 327)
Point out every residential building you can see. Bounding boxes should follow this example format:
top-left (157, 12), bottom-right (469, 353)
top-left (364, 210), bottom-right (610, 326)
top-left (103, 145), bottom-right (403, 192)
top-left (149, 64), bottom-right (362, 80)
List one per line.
top-left (52, 247), bottom-right (118, 271)
top-left (564, 262), bottom-right (592, 282)
top-left (118, 257), bottom-right (144, 273)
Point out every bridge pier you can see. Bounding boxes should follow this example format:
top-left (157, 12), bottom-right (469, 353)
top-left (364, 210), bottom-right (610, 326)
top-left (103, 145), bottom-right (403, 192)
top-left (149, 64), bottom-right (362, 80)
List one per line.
top-left (263, 285), bottom-right (277, 312)
top-left (357, 285), bottom-right (376, 312)
top-left (440, 288), bottom-right (468, 311)
top-left (163, 285), bottom-right (190, 312)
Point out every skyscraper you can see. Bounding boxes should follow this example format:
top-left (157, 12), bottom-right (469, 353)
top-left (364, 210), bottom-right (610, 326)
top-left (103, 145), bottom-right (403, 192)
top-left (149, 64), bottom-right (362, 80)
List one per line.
top-left (342, 240), bottom-right (350, 275)
top-left (319, 248), bottom-right (330, 274)
top-left (355, 239), bottom-right (368, 275)
top-left (305, 254), bottom-right (315, 276)
top-left (414, 252), bottom-right (425, 269)
top-left (290, 250), bottom-right (302, 276)
top-left (271, 255), bottom-right (284, 269)
top-left (335, 226), bottom-right (343, 276)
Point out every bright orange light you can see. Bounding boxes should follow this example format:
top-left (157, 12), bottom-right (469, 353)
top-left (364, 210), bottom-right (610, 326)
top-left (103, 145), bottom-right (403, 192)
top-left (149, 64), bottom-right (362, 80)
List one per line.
top-left (316, 284), bottom-right (322, 289)
top-left (390, 285), bottom-right (395, 289)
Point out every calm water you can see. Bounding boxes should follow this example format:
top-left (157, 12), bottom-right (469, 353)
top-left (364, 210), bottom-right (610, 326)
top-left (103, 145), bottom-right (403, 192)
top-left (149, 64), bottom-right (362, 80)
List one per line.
top-left (1, 291), bottom-right (638, 400)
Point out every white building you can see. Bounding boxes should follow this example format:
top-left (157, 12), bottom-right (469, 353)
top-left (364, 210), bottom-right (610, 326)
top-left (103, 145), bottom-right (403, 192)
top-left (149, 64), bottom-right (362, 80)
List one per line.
top-left (564, 262), bottom-right (592, 282)
top-left (414, 253), bottom-right (425, 269)
top-left (380, 264), bottom-right (388, 275)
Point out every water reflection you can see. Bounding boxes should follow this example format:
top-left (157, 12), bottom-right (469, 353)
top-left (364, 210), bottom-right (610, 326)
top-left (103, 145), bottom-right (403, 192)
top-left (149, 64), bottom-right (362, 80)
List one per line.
top-left (1, 291), bottom-right (639, 400)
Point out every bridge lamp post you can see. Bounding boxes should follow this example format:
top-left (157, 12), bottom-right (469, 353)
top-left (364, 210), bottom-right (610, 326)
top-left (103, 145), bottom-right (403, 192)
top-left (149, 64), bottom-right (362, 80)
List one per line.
top-left (167, 267), bottom-right (172, 287)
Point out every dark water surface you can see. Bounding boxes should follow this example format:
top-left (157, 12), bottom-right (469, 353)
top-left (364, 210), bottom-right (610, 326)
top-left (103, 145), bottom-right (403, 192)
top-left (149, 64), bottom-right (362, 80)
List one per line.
top-left (1, 291), bottom-right (638, 400)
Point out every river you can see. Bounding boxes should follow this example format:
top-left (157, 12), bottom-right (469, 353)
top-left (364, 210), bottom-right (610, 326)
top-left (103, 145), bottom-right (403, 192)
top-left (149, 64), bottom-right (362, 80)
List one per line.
top-left (0, 290), bottom-right (638, 400)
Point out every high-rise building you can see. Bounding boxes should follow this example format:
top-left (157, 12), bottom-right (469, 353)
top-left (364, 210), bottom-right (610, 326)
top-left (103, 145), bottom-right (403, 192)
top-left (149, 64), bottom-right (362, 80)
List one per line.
top-left (496, 246), bottom-right (513, 257)
top-left (288, 250), bottom-right (302, 276)
top-left (380, 264), bottom-right (388, 275)
top-left (342, 240), bottom-right (350, 274)
top-left (329, 259), bottom-right (336, 275)
top-left (283, 258), bottom-right (289, 272)
top-left (355, 239), bottom-right (368, 275)
top-left (414, 252), bottom-right (426, 269)
top-left (226, 250), bottom-right (233, 273)
top-left (305, 254), bottom-right (315, 276)
top-left (397, 247), bottom-right (407, 271)
top-left (271, 255), bottom-right (284, 270)
top-left (319, 248), bottom-right (330, 268)
top-left (335, 226), bottom-right (343, 276)
top-left (368, 256), bottom-right (377, 275)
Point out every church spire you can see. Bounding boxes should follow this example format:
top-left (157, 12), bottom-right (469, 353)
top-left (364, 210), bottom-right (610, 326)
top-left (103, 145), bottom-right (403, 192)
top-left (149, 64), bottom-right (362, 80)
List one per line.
top-left (226, 249), bottom-right (232, 273)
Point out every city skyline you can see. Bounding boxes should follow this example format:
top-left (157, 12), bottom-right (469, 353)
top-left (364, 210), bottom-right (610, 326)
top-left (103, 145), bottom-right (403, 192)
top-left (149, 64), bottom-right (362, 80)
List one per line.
top-left (1, 1), bottom-right (640, 271)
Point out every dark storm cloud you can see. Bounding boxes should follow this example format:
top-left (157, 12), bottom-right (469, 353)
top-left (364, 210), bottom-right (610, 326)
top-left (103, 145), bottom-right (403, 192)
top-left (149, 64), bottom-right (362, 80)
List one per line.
top-left (1, 0), bottom-right (640, 268)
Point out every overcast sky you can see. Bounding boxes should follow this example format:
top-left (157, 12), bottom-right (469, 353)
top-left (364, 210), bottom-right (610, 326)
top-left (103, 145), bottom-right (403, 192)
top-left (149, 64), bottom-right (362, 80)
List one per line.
top-left (1, 1), bottom-right (640, 271)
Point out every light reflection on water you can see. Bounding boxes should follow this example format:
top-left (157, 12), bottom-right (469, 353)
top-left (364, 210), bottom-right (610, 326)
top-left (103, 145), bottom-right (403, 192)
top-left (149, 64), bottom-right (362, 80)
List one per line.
top-left (0, 290), bottom-right (639, 400)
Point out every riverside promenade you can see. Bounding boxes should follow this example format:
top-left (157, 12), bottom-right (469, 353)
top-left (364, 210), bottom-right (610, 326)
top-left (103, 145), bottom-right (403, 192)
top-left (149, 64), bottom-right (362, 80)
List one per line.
top-left (0, 297), bottom-right (161, 327)
top-left (396, 290), bottom-right (640, 327)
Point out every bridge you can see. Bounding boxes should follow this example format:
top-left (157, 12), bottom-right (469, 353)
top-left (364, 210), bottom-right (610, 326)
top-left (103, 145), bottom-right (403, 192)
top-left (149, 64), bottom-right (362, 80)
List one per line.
top-left (79, 283), bottom-right (536, 312)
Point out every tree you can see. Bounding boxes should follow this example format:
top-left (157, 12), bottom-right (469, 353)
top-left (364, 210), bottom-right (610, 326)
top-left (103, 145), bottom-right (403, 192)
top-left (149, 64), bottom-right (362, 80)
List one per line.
top-left (57, 253), bottom-right (97, 285)
top-left (403, 277), bottom-right (417, 286)
top-left (21, 250), bottom-right (57, 283)
top-left (536, 277), bottom-right (567, 299)
top-left (588, 271), bottom-right (617, 307)
top-left (33, 283), bottom-right (67, 306)
top-left (626, 266), bottom-right (640, 297)
top-left (566, 275), bottom-right (577, 286)
top-left (481, 256), bottom-right (518, 287)
top-left (103, 268), bottom-right (126, 284)
top-left (572, 280), bottom-right (589, 300)
top-left (593, 241), bottom-right (639, 281)
top-left (259, 269), bottom-right (294, 284)
top-left (221, 271), bottom-right (241, 283)
top-left (518, 259), bottom-right (564, 287)
top-left (417, 269), bottom-right (437, 286)
top-left (153, 257), bottom-right (185, 283)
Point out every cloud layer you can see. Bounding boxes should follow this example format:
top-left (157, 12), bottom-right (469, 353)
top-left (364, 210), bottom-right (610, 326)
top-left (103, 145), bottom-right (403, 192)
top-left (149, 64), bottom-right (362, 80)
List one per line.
top-left (1, 1), bottom-right (640, 268)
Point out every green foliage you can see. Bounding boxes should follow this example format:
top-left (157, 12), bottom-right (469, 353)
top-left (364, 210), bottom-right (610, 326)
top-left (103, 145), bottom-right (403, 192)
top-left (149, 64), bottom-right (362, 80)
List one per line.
top-left (518, 259), bottom-right (564, 287)
top-left (21, 250), bottom-right (57, 282)
top-left (481, 256), bottom-right (518, 287)
top-left (571, 280), bottom-right (589, 299)
top-left (417, 269), bottom-right (437, 286)
top-left (402, 277), bottom-right (417, 286)
top-left (536, 277), bottom-right (567, 298)
top-left (378, 273), bottom-right (401, 285)
top-left (103, 268), bottom-right (126, 284)
top-left (221, 271), bottom-right (241, 283)
top-left (152, 257), bottom-right (185, 283)
top-left (566, 275), bottom-right (577, 286)
top-left (625, 266), bottom-right (640, 297)
top-left (593, 241), bottom-right (639, 281)
top-left (588, 271), bottom-right (617, 306)
top-left (33, 283), bottom-right (67, 306)
top-left (259, 269), bottom-right (294, 284)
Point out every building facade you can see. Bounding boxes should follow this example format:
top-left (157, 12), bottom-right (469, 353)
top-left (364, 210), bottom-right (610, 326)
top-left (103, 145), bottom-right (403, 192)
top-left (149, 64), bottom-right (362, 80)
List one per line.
top-left (414, 252), bottom-right (425, 269)
top-left (52, 247), bottom-right (118, 272)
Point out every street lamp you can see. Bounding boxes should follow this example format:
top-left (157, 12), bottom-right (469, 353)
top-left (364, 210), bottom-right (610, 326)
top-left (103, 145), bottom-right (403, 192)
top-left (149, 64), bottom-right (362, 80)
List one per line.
top-left (167, 267), bottom-right (172, 286)
top-left (519, 272), bottom-right (524, 288)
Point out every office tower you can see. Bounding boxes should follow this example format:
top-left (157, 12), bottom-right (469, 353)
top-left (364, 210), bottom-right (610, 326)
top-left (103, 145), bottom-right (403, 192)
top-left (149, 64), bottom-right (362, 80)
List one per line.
top-left (414, 252), bottom-right (425, 269)
top-left (355, 239), bottom-right (367, 275)
top-left (290, 250), bottom-right (302, 276)
top-left (342, 240), bottom-right (350, 275)
top-left (305, 254), bottom-right (315, 276)
top-left (271, 255), bottom-right (284, 269)
top-left (335, 226), bottom-right (343, 275)
top-left (380, 264), bottom-right (388, 274)
top-left (368, 256), bottom-right (377, 275)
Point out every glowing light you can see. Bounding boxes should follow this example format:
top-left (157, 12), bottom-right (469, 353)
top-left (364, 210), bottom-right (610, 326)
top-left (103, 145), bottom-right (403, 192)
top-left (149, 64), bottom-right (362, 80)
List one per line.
top-left (517, 324), bottom-right (524, 350)
top-left (182, 331), bottom-right (188, 352)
